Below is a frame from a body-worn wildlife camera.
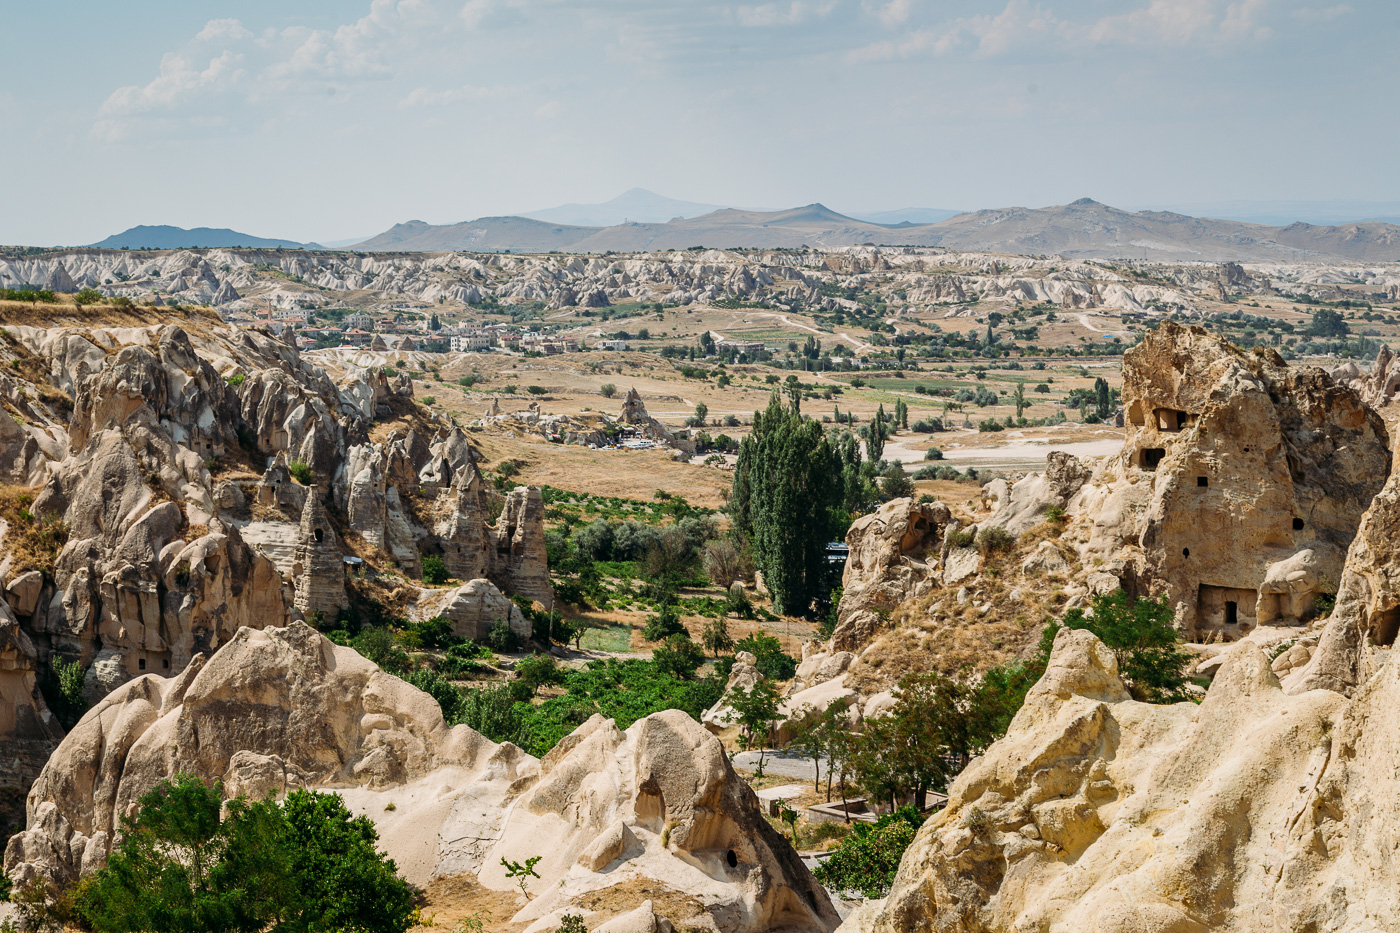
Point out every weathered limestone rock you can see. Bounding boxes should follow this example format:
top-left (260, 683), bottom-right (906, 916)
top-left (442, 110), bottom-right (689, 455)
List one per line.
top-left (481, 711), bottom-right (840, 933)
top-left (292, 493), bottom-right (347, 618)
top-left (701, 651), bottom-right (760, 731)
top-left (831, 498), bottom-right (951, 651)
top-left (984, 451), bottom-right (1091, 535)
top-left (1020, 540), bottom-right (1069, 577)
top-left (490, 486), bottom-right (553, 605)
top-left (849, 626), bottom-right (1400, 933)
top-left (435, 476), bottom-right (491, 582)
top-left (1117, 323), bottom-right (1389, 639)
top-left (3, 622), bottom-right (527, 888)
top-left (0, 604), bottom-right (63, 834)
top-left (410, 579), bottom-right (529, 642)
top-left (6, 626), bottom-right (837, 933)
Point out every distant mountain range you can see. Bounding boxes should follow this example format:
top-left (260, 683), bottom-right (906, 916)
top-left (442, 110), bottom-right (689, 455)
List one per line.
top-left (88, 197), bottom-right (1400, 261)
top-left (520, 188), bottom-right (726, 226)
top-left (90, 225), bottom-right (319, 250)
top-left (349, 198), bottom-right (1400, 261)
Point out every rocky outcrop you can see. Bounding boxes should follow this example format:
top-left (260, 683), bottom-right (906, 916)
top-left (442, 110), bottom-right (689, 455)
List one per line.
top-left (3, 622), bottom-right (527, 889)
top-left (831, 498), bottom-right (952, 651)
top-left (0, 605), bottom-right (62, 833)
top-left (1109, 323), bottom-right (1389, 638)
top-left (291, 492), bottom-right (347, 619)
top-left (481, 710), bottom-right (840, 933)
top-left (410, 579), bottom-right (529, 642)
top-left (5, 624), bottom-right (837, 933)
top-left (851, 626), bottom-right (1400, 933)
top-left (490, 486), bottom-right (552, 605)
top-left (983, 450), bottom-right (1091, 535)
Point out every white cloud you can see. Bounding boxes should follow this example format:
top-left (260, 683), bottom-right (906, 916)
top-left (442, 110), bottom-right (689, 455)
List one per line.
top-left (849, 0), bottom-right (1064, 61)
top-left (1087, 0), bottom-right (1273, 45)
top-left (460, 0), bottom-right (529, 29)
top-left (850, 0), bottom-right (1277, 61)
top-left (534, 99), bottom-right (562, 119)
top-left (196, 18), bottom-right (252, 42)
top-left (871, 0), bottom-right (912, 27)
top-left (736, 2), bottom-right (837, 27)
top-left (99, 50), bottom-right (243, 117)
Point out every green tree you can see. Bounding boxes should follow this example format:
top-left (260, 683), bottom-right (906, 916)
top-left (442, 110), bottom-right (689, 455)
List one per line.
top-left (76, 777), bottom-right (414, 933)
top-left (726, 680), bottom-right (781, 774)
top-left (865, 410), bottom-right (887, 463)
top-left (880, 463), bottom-right (914, 502)
top-left (420, 555), bottom-right (448, 585)
top-left (730, 393), bottom-right (843, 616)
top-left (1306, 307), bottom-right (1349, 338)
top-left (599, 383), bottom-right (617, 398)
top-left (812, 808), bottom-right (923, 898)
top-left (654, 633), bottom-right (705, 679)
top-left (1052, 591), bottom-right (1192, 702)
top-left (1093, 377), bottom-right (1112, 420)
top-left (74, 287), bottom-right (105, 307)
top-left (642, 603), bottom-right (685, 642)
top-left (1014, 382), bottom-right (1027, 419)
top-left (700, 615), bottom-right (734, 658)
top-left (694, 401), bottom-right (708, 423)
top-left (288, 461), bottom-right (313, 485)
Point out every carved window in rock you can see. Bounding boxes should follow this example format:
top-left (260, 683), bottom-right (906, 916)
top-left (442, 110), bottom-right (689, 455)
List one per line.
top-left (1137, 448), bottom-right (1166, 471)
top-left (1155, 409), bottom-right (1189, 432)
top-left (1371, 609), bottom-right (1400, 647)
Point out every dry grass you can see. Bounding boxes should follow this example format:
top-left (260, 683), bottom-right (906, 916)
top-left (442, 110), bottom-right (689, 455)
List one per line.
top-left (0, 484), bottom-right (67, 577)
top-left (844, 523), bottom-right (1080, 693)
top-left (0, 299), bottom-right (221, 330)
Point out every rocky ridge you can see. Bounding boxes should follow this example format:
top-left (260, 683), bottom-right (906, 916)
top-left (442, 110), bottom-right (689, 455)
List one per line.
top-left (5, 246), bottom-right (1393, 320)
top-left (0, 317), bottom-right (550, 830)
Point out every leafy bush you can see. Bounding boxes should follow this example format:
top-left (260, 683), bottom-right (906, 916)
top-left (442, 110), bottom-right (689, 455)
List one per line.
top-left (404, 669), bottom-right (463, 720)
top-left (225, 373), bottom-right (246, 388)
top-left (515, 654), bottom-right (565, 692)
top-left (410, 616), bottom-right (457, 649)
top-left (599, 383), bottom-right (617, 398)
top-left (75, 775), bottom-right (415, 933)
top-left (733, 633), bottom-right (797, 681)
top-left (813, 807), bottom-right (924, 898)
top-left (486, 620), bottom-right (523, 654)
top-left (642, 604), bottom-right (685, 642)
top-left (977, 418), bottom-right (1005, 432)
top-left (420, 395), bottom-right (436, 406)
top-left (73, 287), bottom-right (105, 306)
top-left (527, 385), bottom-right (547, 395)
top-left (351, 627), bottom-right (409, 675)
top-left (421, 555), bottom-right (449, 585)
top-left (38, 655), bottom-right (88, 731)
top-left (453, 684), bottom-right (534, 747)
top-left (288, 460), bottom-right (313, 485)
top-left (976, 526), bottom-right (1016, 555)
top-left (947, 528), bottom-right (976, 548)
top-left (910, 418), bottom-right (943, 433)
top-left (654, 633), bottom-right (706, 679)
top-left (923, 446), bottom-right (944, 460)
top-left (519, 658), bottom-right (724, 757)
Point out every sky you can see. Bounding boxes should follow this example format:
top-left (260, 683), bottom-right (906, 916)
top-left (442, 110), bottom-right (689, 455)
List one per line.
top-left (2, 0), bottom-right (1396, 245)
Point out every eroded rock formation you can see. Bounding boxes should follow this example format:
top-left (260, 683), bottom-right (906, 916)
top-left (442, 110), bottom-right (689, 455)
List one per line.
top-left (5, 623), bottom-right (838, 933)
top-left (848, 625), bottom-right (1400, 933)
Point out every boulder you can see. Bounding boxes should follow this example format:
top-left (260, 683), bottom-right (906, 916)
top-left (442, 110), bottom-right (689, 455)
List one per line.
top-left (984, 451), bottom-right (1091, 535)
top-left (1020, 540), bottom-right (1069, 577)
top-left (410, 579), bottom-right (529, 642)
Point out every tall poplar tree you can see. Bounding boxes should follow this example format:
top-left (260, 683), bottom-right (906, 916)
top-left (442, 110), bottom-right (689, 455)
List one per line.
top-left (732, 393), bottom-right (842, 616)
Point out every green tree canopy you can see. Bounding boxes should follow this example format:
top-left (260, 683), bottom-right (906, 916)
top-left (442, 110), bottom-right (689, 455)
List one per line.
top-left (730, 393), bottom-right (844, 616)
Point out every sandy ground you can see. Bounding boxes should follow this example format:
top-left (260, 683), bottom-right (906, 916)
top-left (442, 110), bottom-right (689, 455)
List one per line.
top-left (885, 425), bottom-right (1123, 471)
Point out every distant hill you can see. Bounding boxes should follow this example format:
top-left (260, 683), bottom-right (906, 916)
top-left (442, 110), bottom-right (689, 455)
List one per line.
top-left (91, 225), bottom-right (319, 250)
top-left (520, 188), bottom-right (725, 227)
top-left (846, 207), bottom-right (962, 225)
top-left (349, 198), bottom-right (1400, 261)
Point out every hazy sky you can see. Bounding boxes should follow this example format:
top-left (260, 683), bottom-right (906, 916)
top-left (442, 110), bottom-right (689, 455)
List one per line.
top-left (3, 0), bottom-right (1396, 245)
